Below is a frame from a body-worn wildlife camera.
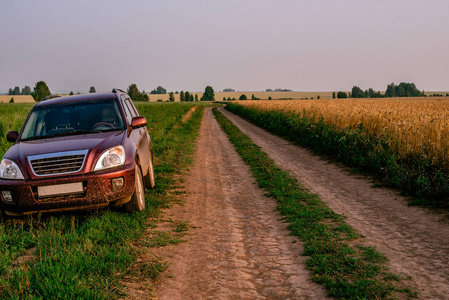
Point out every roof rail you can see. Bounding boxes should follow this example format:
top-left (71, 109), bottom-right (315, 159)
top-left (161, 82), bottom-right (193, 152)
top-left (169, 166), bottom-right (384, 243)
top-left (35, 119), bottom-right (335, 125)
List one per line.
top-left (42, 95), bottom-right (61, 101)
top-left (112, 88), bottom-right (126, 93)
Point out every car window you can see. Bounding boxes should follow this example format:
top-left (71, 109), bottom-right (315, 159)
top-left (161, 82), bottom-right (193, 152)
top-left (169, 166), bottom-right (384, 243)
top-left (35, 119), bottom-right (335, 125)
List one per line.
top-left (20, 99), bottom-right (125, 140)
top-left (126, 98), bottom-right (140, 116)
top-left (124, 98), bottom-right (138, 118)
top-left (120, 96), bottom-right (133, 124)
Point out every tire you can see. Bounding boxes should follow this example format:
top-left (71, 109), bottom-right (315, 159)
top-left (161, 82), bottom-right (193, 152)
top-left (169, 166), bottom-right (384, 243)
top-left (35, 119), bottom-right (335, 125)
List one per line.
top-left (144, 153), bottom-right (156, 189)
top-left (125, 163), bottom-right (145, 213)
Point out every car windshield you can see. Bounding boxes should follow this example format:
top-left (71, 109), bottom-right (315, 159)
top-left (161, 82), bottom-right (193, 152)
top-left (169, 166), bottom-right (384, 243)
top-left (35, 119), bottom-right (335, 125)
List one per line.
top-left (20, 99), bottom-right (125, 141)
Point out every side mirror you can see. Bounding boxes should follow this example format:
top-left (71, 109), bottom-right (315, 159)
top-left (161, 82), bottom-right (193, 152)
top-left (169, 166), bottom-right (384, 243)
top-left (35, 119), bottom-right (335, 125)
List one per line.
top-left (6, 131), bottom-right (18, 143)
top-left (131, 116), bottom-right (147, 129)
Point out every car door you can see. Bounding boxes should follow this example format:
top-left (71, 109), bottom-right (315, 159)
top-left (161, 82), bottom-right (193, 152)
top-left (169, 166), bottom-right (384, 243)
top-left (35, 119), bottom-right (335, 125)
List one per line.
top-left (121, 96), bottom-right (150, 173)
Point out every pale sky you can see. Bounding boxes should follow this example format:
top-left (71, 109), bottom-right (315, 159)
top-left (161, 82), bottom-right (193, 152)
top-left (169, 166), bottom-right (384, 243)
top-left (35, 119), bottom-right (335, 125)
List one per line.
top-left (1, 0), bottom-right (448, 94)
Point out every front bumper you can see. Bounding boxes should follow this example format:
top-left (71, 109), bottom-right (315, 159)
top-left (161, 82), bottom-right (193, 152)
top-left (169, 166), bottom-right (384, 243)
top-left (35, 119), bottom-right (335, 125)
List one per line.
top-left (0, 162), bottom-right (135, 215)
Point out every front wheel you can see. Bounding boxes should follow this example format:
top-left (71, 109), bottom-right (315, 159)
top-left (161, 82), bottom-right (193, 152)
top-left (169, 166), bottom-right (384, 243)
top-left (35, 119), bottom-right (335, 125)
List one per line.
top-left (125, 164), bottom-right (145, 213)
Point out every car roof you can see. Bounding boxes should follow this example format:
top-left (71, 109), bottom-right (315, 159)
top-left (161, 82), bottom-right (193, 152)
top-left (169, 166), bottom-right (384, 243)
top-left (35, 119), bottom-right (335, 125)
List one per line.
top-left (35, 92), bottom-right (122, 107)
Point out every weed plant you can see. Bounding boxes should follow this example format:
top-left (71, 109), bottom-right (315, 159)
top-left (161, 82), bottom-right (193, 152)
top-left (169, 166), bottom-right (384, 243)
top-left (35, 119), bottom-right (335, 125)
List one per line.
top-left (225, 103), bottom-right (449, 207)
top-left (213, 108), bottom-right (416, 299)
top-left (0, 103), bottom-right (203, 299)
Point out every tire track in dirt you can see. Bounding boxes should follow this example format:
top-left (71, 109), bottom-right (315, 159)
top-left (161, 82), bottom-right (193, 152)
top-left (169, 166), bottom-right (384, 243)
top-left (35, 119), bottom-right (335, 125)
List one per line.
top-left (153, 108), bottom-right (329, 299)
top-left (219, 107), bottom-right (449, 299)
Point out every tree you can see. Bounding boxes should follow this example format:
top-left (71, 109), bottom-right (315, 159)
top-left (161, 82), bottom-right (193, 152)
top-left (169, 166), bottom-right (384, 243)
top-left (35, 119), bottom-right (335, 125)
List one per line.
top-left (127, 84), bottom-right (141, 101)
top-left (127, 84), bottom-right (148, 101)
top-left (195, 94), bottom-right (198, 101)
top-left (21, 86), bottom-right (32, 95)
top-left (201, 86), bottom-right (215, 101)
top-left (223, 88), bottom-right (235, 92)
top-left (8, 88), bottom-right (13, 95)
top-left (169, 92), bottom-right (175, 102)
top-left (332, 92), bottom-right (336, 99)
top-left (385, 83), bottom-right (395, 97)
top-left (337, 92), bottom-right (348, 99)
top-left (351, 86), bottom-right (366, 98)
top-left (31, 81), bottom-right (51, 102)
top-left (185, 91), bottom-right (193, 102)
top-left (89, 86), bottom-right (96, 93)
top-left (150, 86), bottom-right (167, 94)
top-left (9, 97), bottom-right (14, 103)
top-left (13, 86), bottom-right (20, 95)
top-left (239, 94), bottom-right (247, 100)
top-left (69, 91), bottom-right (74, 95)
top-left (385, 82), bottom-right (423, 98)
top-left (396, 85), bottom-right (405, 97)
top-left (180, 91), bottom-right (185, 102)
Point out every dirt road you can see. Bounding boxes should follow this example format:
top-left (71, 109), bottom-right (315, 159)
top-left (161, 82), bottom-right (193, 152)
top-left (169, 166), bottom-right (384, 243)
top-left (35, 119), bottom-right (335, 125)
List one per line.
top-left (154, 107), bottom-right (449, 299)
top-left (154, 108), bottom-right (329, 299)
top-left (219, 107), bottom-right (449, 299)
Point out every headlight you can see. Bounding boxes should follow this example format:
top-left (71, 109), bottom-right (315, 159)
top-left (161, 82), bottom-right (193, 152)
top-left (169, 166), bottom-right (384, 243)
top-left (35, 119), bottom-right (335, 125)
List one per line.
top-left (0, 159), bottom-right (25, 180)
top-left (94, 146), bottom-right (126, 171)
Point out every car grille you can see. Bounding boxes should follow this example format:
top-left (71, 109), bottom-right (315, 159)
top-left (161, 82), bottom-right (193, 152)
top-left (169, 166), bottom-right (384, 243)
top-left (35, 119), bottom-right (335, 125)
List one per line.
top-left (28, 150), bottom-right (88, 176)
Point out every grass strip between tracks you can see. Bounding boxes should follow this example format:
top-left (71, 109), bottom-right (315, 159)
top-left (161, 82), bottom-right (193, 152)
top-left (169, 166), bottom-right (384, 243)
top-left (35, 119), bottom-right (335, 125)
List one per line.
top-left (213, 107), bottom-right (417, 299)
top-left (0, 103), bottom-right (204, 299)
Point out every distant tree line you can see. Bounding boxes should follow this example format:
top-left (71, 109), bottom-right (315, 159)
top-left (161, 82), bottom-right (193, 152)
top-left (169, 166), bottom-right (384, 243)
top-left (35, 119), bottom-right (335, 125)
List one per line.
top-left (384, 82), bottom-right (424, 97)
top-left (223, 88), bottom-right (235, 92)
top-left (8, 85), bottom-right (32, 95)
top-left (179, 91), bottom-right (195, 102)
top-left (266, 88), bottom-right (292, 92)
top-left (351, 86), bottom-right (382, 98)
top-left (348, 82), bottom-right (424, 99)
top-left (150, 86), bottom-right (167, 94)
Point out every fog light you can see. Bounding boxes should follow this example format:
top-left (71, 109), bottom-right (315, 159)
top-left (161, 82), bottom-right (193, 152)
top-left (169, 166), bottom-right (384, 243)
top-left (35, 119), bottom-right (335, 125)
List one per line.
top-left (2, 191), bottom-right (13, 203)
top-left (111, 177), bottom-right (124, 192)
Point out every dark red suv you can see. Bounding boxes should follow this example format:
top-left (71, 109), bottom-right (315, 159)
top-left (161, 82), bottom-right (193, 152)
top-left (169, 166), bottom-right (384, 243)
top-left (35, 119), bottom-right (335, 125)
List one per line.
top-left (0, 89), bottom-right (155, 217)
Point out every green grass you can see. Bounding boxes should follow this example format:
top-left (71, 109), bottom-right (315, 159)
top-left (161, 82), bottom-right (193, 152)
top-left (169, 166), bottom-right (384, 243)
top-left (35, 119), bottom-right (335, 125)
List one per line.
top-left (0, 102), bottom-right (204, 299)
top-left (224, 103), bottom-right (449, 208)
top-left (213, 107), bottom-right (416, 299)
top-left (0, 103), bottom-right (34, 157)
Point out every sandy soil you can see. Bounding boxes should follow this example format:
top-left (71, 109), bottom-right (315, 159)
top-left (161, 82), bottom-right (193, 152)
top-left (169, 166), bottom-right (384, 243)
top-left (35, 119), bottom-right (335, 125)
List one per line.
top-left (219, 107), bottom-right (449, 299)
top-left (153, 108), bottom-right (329, 299)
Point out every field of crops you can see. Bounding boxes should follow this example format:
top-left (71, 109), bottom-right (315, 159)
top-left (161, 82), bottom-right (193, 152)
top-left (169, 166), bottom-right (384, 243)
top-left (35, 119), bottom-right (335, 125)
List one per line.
top-left (226, 98), bottom-right (449, 206)
top-left (0, 96), bottom-right (35, 103)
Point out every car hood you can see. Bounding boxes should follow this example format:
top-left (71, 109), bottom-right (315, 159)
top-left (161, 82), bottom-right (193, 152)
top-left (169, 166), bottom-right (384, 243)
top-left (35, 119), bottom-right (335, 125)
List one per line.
top-left (3, 130), bottom-right (126, 178)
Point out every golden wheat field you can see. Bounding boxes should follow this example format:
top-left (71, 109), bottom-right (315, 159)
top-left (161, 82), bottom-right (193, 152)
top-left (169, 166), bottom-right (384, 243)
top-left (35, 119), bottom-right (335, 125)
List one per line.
top-left (235, 98), bottom-right (449, 169)
top-left (0, 95), bottom-right (35, 103)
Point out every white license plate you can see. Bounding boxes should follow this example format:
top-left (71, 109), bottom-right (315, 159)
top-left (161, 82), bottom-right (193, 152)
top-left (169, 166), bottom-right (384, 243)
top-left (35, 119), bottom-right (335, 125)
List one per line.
top-left (38, 182), bottom-right (83, 198)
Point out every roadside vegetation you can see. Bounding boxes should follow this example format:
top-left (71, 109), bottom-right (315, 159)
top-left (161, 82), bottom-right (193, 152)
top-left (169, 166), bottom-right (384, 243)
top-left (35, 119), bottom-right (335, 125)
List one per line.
top-left (225, 100), bottom-right (449, 207)
top-left (0, 102), bottom-right (203, 299)
top-left (213, 107), bottom-right (416, 299)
